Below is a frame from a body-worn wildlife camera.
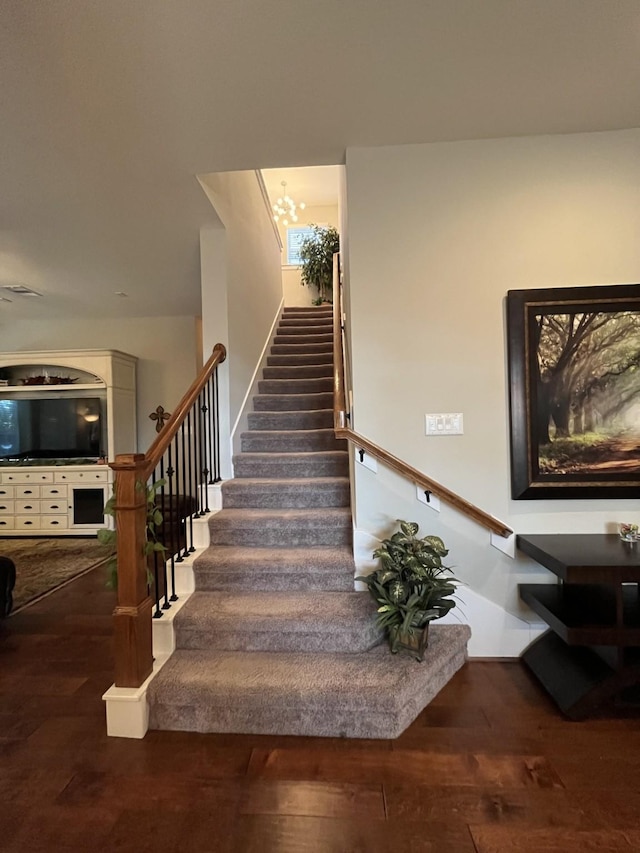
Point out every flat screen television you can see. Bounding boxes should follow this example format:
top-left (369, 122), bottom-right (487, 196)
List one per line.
top-left (0, 396), bottom-right (104, 461)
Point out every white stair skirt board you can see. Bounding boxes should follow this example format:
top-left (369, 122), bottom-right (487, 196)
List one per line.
top-left (437, 589), bottom-right (547, 658)
top-left (103, 502), bottom-right (220, 739)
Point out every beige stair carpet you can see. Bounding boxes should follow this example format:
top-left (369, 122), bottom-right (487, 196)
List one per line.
top-left (148, 306), bottom-right (470, 737)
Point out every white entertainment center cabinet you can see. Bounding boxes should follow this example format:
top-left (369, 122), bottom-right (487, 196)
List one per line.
top-left (0, 350), bottom-right (137, 536)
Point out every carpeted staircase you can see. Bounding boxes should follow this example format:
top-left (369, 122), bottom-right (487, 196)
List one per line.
top-left (148, 306), bottom-right (470, 738)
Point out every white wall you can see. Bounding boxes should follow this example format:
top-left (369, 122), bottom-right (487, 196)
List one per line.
top-left (279, 204), bottom-right (340, 306)
top-left (0, 316), bottom-right (199, 451)
top-left (199, 170), bottom-right (283, 424)
top-left (346, 129), bottom-right (640, 627)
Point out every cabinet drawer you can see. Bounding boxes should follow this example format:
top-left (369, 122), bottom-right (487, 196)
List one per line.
top-left (54, 469), bottom-right (109, 484)
top-left (15, 500), bottom-right (40, 514)
top-left (41, 485), bottom-right (67, 499)
top-left (0, 486), bottom-right (15, 498)
top-left (0, 501), bottom-right (15, 514)
top-left (16, 485), bottom-right (40, 499)
top-left (0, 517), bottom-right (15, 529)
top-left (1, 471), bottom-right (54, 484)
top-left (40, 515), bottom-right (68, 530)
top-left (41, 500), bottom-right (67, 514)
top-left (15, 517), bottom-right (40, 530)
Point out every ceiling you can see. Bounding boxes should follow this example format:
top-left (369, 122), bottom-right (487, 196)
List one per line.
top-left (1, 0), bottom-right (639, 320)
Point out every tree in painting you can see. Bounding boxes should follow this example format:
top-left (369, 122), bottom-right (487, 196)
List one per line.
top-left (534, 311), bottom-right (640, 474)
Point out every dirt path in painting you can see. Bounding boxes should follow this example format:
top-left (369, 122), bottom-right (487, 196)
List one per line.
top-left (584, 436), bottom-right (640, 472)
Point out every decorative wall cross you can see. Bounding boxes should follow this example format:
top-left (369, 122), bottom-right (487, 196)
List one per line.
top-left (149, 405), bottom-right (171, 433)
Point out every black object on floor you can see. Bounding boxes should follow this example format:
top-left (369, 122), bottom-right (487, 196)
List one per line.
top-left (0, 557), bottom-right (16, 617)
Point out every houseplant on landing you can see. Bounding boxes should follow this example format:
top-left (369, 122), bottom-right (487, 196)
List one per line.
top-left (298, 224), bottom-right (340, 304)
top-left (357, 520), bottom-right (458, 661)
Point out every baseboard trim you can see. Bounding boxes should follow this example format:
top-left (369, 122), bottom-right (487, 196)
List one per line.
top-left (230, 298), bottom-right (284, 461)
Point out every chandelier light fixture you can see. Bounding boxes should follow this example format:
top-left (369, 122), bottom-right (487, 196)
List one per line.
top-left (272, 181), bottom-right (305, 226)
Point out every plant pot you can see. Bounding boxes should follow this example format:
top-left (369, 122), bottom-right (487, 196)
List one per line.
top-left (388, 623), bottom-right (430, 662)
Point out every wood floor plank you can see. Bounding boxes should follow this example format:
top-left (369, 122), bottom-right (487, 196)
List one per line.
top-left (230, 814), bottom-right (477, 853)
top-left (237, 780), bottom-right (386, 819)
top-left (383, 785), bottom-right (586, 827)
top-left (247, 747), bottom-right (564, 788)
top-left (470, 825), bottom-right (638, 852)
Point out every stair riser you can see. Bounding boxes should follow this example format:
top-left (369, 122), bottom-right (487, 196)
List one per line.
top-left (240, 432), bottom-right (346, 453)
top-left (193, 570), bottom-right (354, 593)
top-left (253, 393), bottom-right (333, 411)
top-left (271, 344), bottom-right (333, 355)
top-left (274, 334), bottom-right (333, 345)
top-left (277, 326), bottom-right (332, 337)
top-left (233, 455), bottom-right (348, 478)
top-left (176, 628), bottom-right (380, 654)
top-left (267, 353), bottom-right (333, 366)
top-left (247, 410), bottom-right (333, 430)
top-left (279, 318), bottom-right (333, 327)
top-left (258, 378), bottom-right (333, 395)
top-left (208, 525), bottom-right (352, 548)
top-left (263, 365), bottom-right (333, 379)
top-left (222, 483), bottom-right (350, 508)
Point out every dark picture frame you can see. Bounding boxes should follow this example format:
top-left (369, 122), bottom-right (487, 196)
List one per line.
top-left (507, 283), bottom-right (640, 500)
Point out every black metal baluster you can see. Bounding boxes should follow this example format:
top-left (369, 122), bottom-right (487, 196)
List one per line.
top-left (158, 459), bottom-right (171, 611)
top-left (196, 391), bottom-right (206, 515)
top-left (180, 420), bottom-right (190, 558)
top-left (201, 389), bottom-right (211, 513)
top-left (206, 377), bottom-right (214, 485)
top-left (152, 550), bottom-right (162, 619)
top-left (213, 368), bottom-right (221, 483)
top-left (186, 408), bottom-right (196, 550)
top-left (167, 442), bottom-right (178, 602)
top-left (193, 396), bottom-right (202, 516)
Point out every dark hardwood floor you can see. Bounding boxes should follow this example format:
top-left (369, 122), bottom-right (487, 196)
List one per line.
top-left (1, 567), bottom-right (640, 852)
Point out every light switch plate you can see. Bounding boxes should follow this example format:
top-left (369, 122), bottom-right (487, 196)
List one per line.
top-left (425, 413), bottom-right (464, 435)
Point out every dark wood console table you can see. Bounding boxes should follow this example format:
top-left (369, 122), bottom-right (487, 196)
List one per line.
top-left (518, 534), bottom-right (640, 719)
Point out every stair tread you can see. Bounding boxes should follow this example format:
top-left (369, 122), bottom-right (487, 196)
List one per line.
top-left (149, 625), bottom-right (471, 708)
top-left (177, 591), bottom-right (376, 632)
top-left (224, 475), bottom-right (349, 484)
top-left (194, 544), bottom-right (355, 573)
top-left (211, 507), bottom-right (352, 523)
top-left (235, 450), bottom-right (347, 459)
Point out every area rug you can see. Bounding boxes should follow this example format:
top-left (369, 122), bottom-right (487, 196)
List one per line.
top-left (0, 538), bottom-right (109, 613)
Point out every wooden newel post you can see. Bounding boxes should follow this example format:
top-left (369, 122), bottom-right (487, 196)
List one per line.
top-left (110, 453), bottom-right (154, 688)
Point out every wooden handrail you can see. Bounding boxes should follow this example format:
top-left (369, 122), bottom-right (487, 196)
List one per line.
top-left (332, 256), bottom-right (512, 539)
top-left (336, 426), bottom-right (512, 538)
top-left (144, 343), bottom-right (227, 478)
top-left (109, 343), bottom-right (227, 688)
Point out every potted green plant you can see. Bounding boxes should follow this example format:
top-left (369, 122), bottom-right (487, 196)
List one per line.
top-left (357, 520), bottom-right (458, 661)
top-left (98, 479), bottom-right (167, 589)
top-left (298, 224), bottom-right (340, 303)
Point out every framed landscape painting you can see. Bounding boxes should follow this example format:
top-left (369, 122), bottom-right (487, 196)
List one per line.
top-left (507, 283), bottom-right (640, 499)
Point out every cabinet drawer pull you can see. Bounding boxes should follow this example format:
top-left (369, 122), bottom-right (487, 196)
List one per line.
top-left (51, 521), bottom-right (60, 525)
top-left (24, 505), bottom-right (33, 510)
top-left (24, 521), bottom-right (33, 525)
top-left (50, 505), bottom-right (60, 510)
top-left (0, 506), bottom-right (6, 510)
top-left (23, 489), bottom-right (33, 495)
